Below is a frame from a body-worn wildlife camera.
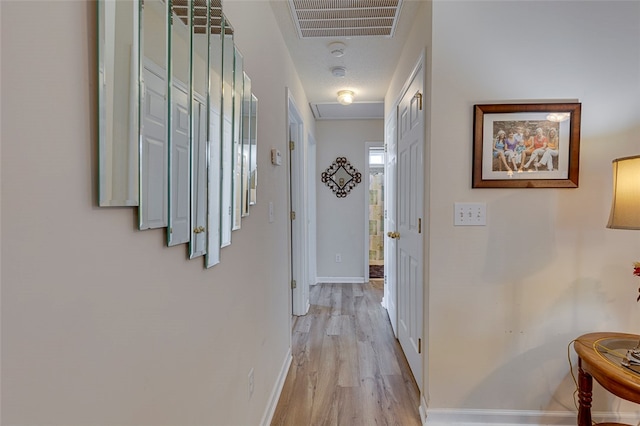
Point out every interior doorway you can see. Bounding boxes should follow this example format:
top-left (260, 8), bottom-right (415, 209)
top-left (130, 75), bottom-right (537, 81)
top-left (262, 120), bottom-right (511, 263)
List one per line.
top-left (366, 143), bottom-right (385, 286)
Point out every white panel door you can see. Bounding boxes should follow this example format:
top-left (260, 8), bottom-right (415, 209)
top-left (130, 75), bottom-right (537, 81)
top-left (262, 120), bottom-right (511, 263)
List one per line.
top-left (396, 65), bottom-right (424, 391)
top-left (168, 83), bottom-right (190, 246)
top-left (190, 97), bottom-right (207, 258)
top-left (384, 112), bottom-right (398, 336)
top-left (140, 62), bottom-right (168, 230)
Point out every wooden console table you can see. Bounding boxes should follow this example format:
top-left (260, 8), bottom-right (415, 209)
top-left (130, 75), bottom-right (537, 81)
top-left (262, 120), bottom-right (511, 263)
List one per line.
top-left (573, 332), bottom-right (640, 426)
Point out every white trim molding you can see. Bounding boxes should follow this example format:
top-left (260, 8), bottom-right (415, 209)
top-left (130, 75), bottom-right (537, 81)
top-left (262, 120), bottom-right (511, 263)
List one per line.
top-left (419, 395), bottom-right (428, 425)
top-left (424, 408), bottom-right (638, 426)
top-left (260, 348), bottom-right (293, 426)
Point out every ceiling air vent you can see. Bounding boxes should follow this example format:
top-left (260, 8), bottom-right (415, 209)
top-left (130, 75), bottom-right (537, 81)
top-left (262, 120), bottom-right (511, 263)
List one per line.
top-left (288, 0), bottom-right (403, 38)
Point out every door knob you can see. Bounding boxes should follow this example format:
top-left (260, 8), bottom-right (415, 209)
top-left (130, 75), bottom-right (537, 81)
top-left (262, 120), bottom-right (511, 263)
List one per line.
top-left (387, 231), bottom-right (400, 239)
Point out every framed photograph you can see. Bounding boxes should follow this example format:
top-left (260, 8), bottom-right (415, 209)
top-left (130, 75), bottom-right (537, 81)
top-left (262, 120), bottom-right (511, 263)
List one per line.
top-left (472, 103), bottom-right (581, 188)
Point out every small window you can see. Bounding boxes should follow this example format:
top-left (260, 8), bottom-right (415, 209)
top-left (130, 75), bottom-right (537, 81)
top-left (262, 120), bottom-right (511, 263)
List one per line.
top-left (369, 148), bottom-right (384, 166)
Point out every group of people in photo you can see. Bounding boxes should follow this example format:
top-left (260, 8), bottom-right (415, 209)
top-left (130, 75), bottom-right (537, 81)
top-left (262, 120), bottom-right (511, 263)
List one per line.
top-left (493, 124), bottom-right (559, 173)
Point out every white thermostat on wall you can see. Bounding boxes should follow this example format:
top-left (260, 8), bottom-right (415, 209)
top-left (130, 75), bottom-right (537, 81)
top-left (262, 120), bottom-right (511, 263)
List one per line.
top-left (271, 149), bottom-right (282, 166)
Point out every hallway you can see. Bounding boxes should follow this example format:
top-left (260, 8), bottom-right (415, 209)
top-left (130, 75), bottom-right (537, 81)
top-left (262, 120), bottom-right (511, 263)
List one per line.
top-left (271, 282), bottom-right (422, 426)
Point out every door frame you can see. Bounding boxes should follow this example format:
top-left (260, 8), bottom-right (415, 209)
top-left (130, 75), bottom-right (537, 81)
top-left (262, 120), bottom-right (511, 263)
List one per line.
top-left (363, 142), bottom-right (384, 284)
top-left (286, 88), bottom-right (309, 316)
top-left (383, 110), bottom-right (398, 334)
top-left (307, 132), bottom-right (317, 288)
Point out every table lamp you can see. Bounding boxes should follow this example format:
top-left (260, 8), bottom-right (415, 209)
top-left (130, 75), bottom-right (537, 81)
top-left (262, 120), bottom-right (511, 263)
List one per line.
top-left (607, 155), bottom-right (640, 230)
top-left (606, 155), bottom-right (640, 362)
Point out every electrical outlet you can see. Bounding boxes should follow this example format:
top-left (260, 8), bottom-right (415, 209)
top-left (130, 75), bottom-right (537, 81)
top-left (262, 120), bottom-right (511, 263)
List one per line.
top-left (454, 202), bottom-right (487, 226)
top-left (335, 254), bottom-right (342, 263)
top-left (248, 368), bottom-right (254, 399)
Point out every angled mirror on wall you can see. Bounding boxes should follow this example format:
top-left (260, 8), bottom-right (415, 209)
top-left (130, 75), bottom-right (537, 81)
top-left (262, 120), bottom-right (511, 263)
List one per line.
top-left (167, 0), bottom-right (192, 246)
top-left (99, 1), bottom-right (258, 268)
top-left (241, 72), bottom-right (251, 217)
top-left (206, 2), bottom-right (223, 268)
top-left (232, 47), bottom-right (244, 229)
top-left (220, 17), bottom-right (234, 247)
top-left (98, 0), bottom-right (139, 207)
top-left (139, 0), bottom-right (169, 230)
top-left (249, 93), bottom-right (258, 206)
top-left (189, 0), bottom-right (209, 259)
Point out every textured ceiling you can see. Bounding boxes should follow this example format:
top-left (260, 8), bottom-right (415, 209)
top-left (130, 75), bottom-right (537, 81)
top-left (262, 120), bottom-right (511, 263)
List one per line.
top-left (269, 0), bottom-right (422, 119)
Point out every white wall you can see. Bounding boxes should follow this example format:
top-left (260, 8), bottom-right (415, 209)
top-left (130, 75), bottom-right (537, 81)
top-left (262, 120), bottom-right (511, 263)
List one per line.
top-left (387, 0), bottom-right (640, 423)
top-left (1, 1), bottom-right (313, 425)
top-left (315, 120), bottom-right (384, 282)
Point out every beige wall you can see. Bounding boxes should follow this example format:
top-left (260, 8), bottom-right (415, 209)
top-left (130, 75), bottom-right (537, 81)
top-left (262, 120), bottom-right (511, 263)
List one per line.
top-left (315, 120), bottom-right (384, 281)
top-left (387, 0), bottom-right (640, 422)
top-left (1, 1), bottom-right (313, 425)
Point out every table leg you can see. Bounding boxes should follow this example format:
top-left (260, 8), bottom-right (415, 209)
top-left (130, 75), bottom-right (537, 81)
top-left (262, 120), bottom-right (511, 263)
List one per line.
top-left (578, 358), bottom-right (592, 426)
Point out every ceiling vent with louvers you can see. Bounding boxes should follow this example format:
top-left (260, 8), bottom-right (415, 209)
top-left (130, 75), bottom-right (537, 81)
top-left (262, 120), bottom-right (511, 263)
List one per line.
top-left (288, 0), bottom-right (403, 39)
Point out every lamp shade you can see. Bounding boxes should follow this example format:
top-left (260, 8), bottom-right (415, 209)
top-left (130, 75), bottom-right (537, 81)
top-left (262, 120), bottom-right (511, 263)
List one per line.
top-left (607, 155), bottom-right (640, 230)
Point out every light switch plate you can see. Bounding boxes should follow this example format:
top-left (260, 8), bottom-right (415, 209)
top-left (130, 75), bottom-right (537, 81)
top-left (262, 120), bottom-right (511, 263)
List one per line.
top-left (454, 202), bottom-right (486, 226)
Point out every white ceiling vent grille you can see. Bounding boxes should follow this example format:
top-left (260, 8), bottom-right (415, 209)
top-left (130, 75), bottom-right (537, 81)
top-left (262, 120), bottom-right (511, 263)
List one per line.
top-left (288, 0), bottom-right (403, 38)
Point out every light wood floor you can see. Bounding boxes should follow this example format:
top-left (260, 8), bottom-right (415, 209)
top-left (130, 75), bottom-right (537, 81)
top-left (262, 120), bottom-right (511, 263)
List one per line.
top-left (271, 282), bottom-right (422, 426)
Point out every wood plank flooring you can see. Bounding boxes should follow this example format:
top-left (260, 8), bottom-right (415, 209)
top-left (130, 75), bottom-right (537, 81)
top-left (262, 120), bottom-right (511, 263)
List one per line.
top-left (271, 282), bottom-right (422, 426)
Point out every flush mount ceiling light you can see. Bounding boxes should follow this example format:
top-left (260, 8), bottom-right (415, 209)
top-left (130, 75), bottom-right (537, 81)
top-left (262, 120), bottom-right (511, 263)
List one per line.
top-left (331, 66), bottom-right (346, 78)
top-left (337, 90), bottom-right (355, 105)
top-left (328, 41), bottom-right (346, 57)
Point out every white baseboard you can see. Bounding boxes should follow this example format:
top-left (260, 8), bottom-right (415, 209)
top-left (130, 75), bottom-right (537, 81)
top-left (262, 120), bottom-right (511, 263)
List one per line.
top-left (419, 395), bottom-right (428, 425)
top-left (424, 408), bottom-right (638, 425)
top-left (315, 276), bottom-right (366, 284)
top-left (259, 348), bottom-right (292, 426)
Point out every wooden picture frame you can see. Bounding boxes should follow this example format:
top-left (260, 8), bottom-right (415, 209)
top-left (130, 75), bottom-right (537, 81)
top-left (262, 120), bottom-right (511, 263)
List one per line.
top-left (472, 103), bottom-right (581, 188)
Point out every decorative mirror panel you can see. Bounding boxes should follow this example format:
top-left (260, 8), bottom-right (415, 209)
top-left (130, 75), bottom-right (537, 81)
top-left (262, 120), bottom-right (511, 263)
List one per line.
top-left (321, 157), bottom-right (362, 198)
top-left (98, 0), bottom-right (139, 207)
top-left (241, 72), bottom-right (251, 216)
top-left (167, 0), bottom-right (192, 246)
top-left (249, 93), bottom-right (258, 206)
top-left (139, 0), bottom-right (168, 229)
top-left (98, 1), bottom-right (257, 269)
top-left (189, 0), bottom-right (209, 259)
top-left (232, 47), bottom-right (244, 230)
top-left (220, 18), bottom-right (234, 247)
top-left (205, 3), bottom-right (223, 268)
